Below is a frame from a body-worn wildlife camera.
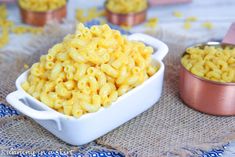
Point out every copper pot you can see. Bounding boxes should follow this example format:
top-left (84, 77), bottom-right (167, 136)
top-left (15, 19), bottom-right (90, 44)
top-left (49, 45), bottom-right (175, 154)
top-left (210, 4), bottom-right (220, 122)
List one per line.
top-left (179, 42), bottom-right (235, 116)
top-left (179, 23), bottom-right (235, 116)
top-left (105, 8), bottom-right (147, 26)
top-left (19, 4), bottom-right (67, 27)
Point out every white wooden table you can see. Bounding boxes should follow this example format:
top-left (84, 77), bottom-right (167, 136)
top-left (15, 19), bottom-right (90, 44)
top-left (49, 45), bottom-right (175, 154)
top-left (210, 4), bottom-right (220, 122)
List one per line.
top-left (3, 0), bottom-right (235, 52)
top-left (63, 0), bottom-right (235, 40)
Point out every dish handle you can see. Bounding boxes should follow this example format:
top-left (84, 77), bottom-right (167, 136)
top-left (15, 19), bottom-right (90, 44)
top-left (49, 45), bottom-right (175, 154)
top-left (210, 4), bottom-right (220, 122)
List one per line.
top-left (128, 33), bottom-right (169, 60)
top-left (6, 91), bottom-right (62, 130)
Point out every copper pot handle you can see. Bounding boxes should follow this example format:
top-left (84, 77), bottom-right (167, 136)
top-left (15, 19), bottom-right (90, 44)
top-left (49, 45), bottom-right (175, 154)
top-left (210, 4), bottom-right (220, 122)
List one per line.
top-left (222, 22), bottom-right (235, 45)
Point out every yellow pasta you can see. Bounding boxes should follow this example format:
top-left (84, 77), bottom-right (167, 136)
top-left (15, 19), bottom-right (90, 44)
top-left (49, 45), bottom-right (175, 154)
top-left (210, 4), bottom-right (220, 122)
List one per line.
top-left (101, 64), bottom-right (118, 78)
top-left (76, 7), bottom-right (105, 23)
top-left (181, 45), bottom-right (235, 83)
top-left (19, 0), bottom-right (66, 12)
top-left (12, 26), bottom-right (43, 35)
top-left (117, 85), bottom-right (130, 96)
top-left (106, 0), bottom-right (148, 14)
top-left (183, 22), bottom-right (192, 30)
top-left (202, 21), bottom-right (213, 30)
top-left (21, 81), bottom-right (30, 91)
top-left (0, 4), bottom-right (44, 48)
top-left (0, 5), bottom-right (10, 48)
top-left (24, 64), bottom-right (29, 69)
top-left (72, 106), bottom-right (83, 118)
top-left (63, 105), bottom-right (73, 116)
top-left (0, 27), bottom-right (9, 48)
top-left (0, 5), bottom-right (7, 19)
top-left (22, 23), bottom-right (160, 118)
top-left (185, 16), bottom-right (198, 22)
top-left (172, 11), bottom-right (183, 18)
top-left (145, 17), bottom-right (159, 28)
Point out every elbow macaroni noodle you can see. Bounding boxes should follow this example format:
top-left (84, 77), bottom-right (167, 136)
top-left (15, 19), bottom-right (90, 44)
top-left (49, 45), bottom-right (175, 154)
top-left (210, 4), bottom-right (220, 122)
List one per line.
top-left (181, 45), bottom-right (235, 83)
top-left (22, 23), bottom-right (160, 118)
top-left (106, 0), bottom-right (148, 14)
top-left (145, 18), bottom-right (159, 28)
top-left (19, 0), bottom-right (66, 12)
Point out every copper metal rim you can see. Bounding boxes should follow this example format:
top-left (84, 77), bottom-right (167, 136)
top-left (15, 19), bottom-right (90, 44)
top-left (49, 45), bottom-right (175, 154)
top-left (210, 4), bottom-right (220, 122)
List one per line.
top-left (105, 7), bottom-right (147, 26)
top-left (19, 4), bottom-right (67, 26)
top-left (179, 42), bottom-right (235, 116)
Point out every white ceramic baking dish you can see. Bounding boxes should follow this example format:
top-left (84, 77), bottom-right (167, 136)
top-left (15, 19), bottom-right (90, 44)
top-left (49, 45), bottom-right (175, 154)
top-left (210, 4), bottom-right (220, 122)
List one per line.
top-left (6, 33), bottom-right (168, 145)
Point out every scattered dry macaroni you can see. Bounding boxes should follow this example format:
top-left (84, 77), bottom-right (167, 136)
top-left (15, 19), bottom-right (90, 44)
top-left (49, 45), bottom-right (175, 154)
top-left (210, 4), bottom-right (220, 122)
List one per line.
top-left (185, 16), bottom-right (198, 22)
top-left (202, 22), bottom-right (213, 30)
top-left (22, 23), bottom-right (159, 118)
top-left (12, 26), bottom-right (43, 35)
top-left (0, 5), bottom-right (10, 48)
top-left (19, 0), bottom-right (66, 12)
top-left (0, 4), bottom-right (43, 48)
top-left (106, 0), bottom-right (148, 14)
top-left (24, 64), bottom-right (29, 69)
top-left (0, 27), bottom-right (9, 48)
top-left (183, 21), bottom-right (191, 30)
top-left (145, 17), bottom-right (158, 28)
top-left (172, 11), bottom-right (183, 18)
top-left (76, 7), bottom-right (105, 23)
top-left (0, 5), bottom-right (7, 19)
top-left (181, 46), bottom-right (235, 83)
top-left (183, 16), bottom-right (197, 30)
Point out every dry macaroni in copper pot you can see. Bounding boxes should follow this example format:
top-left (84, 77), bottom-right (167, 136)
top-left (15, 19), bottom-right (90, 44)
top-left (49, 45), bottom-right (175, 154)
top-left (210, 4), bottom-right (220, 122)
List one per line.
top-left (181, 46), bottom-right (235, 83)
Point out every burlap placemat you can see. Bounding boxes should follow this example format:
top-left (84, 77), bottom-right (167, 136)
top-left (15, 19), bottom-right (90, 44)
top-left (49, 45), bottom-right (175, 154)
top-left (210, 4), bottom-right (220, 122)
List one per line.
top-left (1, 22), bottom-right (235, 157)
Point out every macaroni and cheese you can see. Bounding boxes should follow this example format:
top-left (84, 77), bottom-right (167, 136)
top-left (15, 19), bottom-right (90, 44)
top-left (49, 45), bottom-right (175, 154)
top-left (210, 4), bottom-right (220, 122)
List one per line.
top-left (22, 23), bottom-right (159, 118)
top-left (181, 45), bottom-right (235, 83)
top-left (106, 0), bottom-right (148, 14)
